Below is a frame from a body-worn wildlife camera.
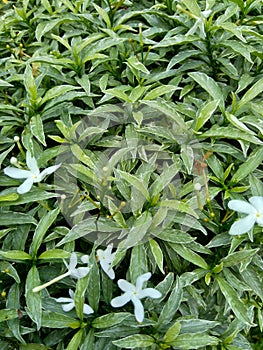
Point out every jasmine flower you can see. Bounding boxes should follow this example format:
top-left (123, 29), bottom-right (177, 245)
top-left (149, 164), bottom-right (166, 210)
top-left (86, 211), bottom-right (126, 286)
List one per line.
top-left (228, 196), bottom-right (263, 235)
top-left (33, 253), bottom-right (91, 292)
top-left (110, 272), bottom-right (162, 322)
top-left (55, 289), bottom-right (94, 315)
top-left (96, 244), bottom-right (115, 279)
top-left (4, 150), bottom-right (61, 194)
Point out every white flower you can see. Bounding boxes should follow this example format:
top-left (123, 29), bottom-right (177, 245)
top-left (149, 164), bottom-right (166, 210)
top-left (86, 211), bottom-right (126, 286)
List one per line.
top-left (33, 253), bottom-right (91, 292)
top-left (110, 272), bottom-right (162, 323)
top-left (55, 289), bottom-right (94, 315)
top-left (96, 244), bottom-right (115, 279)
top-left (228, 196), bottom-right (263, 235)
top-left (4, 150), bottom-right (61, 194)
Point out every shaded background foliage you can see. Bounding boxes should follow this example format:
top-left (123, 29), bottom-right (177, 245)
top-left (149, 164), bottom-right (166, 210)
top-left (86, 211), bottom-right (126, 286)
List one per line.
top-left (0, 0), bottom-right (263, 349)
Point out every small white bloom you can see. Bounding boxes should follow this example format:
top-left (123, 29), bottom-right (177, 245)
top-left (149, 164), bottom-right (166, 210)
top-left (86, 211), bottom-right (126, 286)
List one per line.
top-left (4, 150), bottom-right (61, 194)
top-left (228, 196), bottom-right (263, 235)
top-left (55, 289), bottom-right (94, 315)
top-left (33, 253), bottom-right (91, 293)
top-left (14, 136), bottom-right (20, 142)
top-left (110, 272), bottom-right (162, 323)
top-left (10, 157), bottom-right (18, 165)
top-left (96, 244), bottom-right (115, 279)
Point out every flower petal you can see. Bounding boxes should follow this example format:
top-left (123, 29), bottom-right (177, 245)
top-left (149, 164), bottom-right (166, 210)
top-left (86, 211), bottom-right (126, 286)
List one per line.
top-left (99, 259), bottom-right (115, 279)
top-left (228, 199), bottom-right (256, 215)
top-left (4, 167), bottom-right (31, 179)
top-left (229, 214), bottom-right (256, 235)
top-left (83, 303), bottom-right (94, 315)
top-left (62, 302), bottom-right (75, 312)
top-left (68, 252), bottom-right (77, 270)
top-left (55, 297), bottom-right (73, 303)
top-left (111, 292), bottom-right (132, 308)
top-left (138, 288), bottom-right (162, 299)
top-left (131, 297), bottom-right (144, 323)
top-left (17, 177), bottom-right (34, 194)
top-left (39, 164), bottom-right (61, 181)
top-left (136, 272), bottom-right (151, 291)
top-left (26, 151), bottom-right (39, 175)
top-left (71, 267), bottom-right (90, 279)
top-left (118, 279), bottom-right (135, 292)
top-left (249, 196), bottom-right (263, 212)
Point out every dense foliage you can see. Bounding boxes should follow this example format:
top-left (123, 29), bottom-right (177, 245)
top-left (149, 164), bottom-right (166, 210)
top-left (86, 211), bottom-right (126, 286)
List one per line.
top-left (1, 0), bottom-right (263, 349)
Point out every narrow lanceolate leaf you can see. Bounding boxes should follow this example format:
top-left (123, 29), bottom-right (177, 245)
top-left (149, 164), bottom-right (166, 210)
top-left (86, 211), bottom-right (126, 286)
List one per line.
top-left (87, 257), bottom-right (100, 313)
top-left (129, 243), bottom-right (148, 284)
top-left (25, 266), bottom-right (42, 330)
top-left (216, 275), bottom-right (252, 325)
top-left (29, 207), bottom-right (60, 257)
top-left (169, 243), bottom-right (209, 269)
top-left (66, 329), bottom-right (84, 350)
top-left (41, 311), bottom-right (80, 329)
top-left (114, 169), bottom-right (149, 200)
top-left (92, 313), bottom-right (130, 328)
top-left (188, 72), bottom-right (224, 109)
top-left (157, 278), bottom-right (183, 329)
top-left (30, 115), bottom-right (46, 146)
top-left (149, 239), bottom-right (164, 274)
top-left (0, 309), bottom-right (19, 322)
top-left (168, 333), bottom-right (219, 348)
top-left (0, 250), bottom-right (32, 261)
top-left (0, 261), bottom-right (20, 283)
top-left (236, 77), bottom-right (263, 109)
top-left (193, 100), bottom-right (219, 131)
top-left (39, 85), bottom-right (80, 106)
top-left (163, 321), bottom-right (181, 343)
top-left (112, 334), bottom-right (155, 348)
top-left (143, 85), bottom-right (178, 100)
top-left (0, 212), bottom-right (37, 226)
top-left (230, 146), bottom-right (263, 183)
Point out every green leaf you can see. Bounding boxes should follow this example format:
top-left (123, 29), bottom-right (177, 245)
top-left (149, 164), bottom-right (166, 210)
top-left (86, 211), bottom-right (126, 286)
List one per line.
top-left (200, 125), bottom-right (262, 145)
top-left (0, 188), bottom-right (57, 207)
top-left (104, 88), bottom-right (131, 102)
top-left (159, 199), bottom-right (199, 218)
top-left (93, 3), bottom-right (111, 28)
top-left (115, 169), bottom-right (149, 200)
top-left (121, 212), bottom-right (152, 250)
top-left (181, 0), bottom-right (201, 16)
top-left (112, 334), bottom-right (155, 348)
top-left (41, 311), bottom-right (80, 329)
top-left (25, 266), bottom-right (42, 330)
top-left (38, 249), bottom-right (71, 260)
top-left (168, 333), bottom-right (219, 348)
top-left (24, 65), bottom-right (38, 102)
top-left (193, 100), bottom-right (219, 131)
top-left (74, 273), bottom-right (90, 320)
top-left (215, 275), bottom-right (252, 325)
top-left (149, 239), bottom-right (164, 274)
top-left (0, 261), bottom-right (20, 283)
top-left (222, 40), bottom-right (253, 63)
top-left (126, 56), bottom-right (150, 75)
top-left (0, 250), bottom-right (32, 260)
top-left (153, 229), bottom-right (195, 244)
top-left (143, 85), bottom-right (178, 101)
top-left (157, 278), bottom-right (183, 329)
top-left (188, 72), bottom-right (224, 109)
top-left (129, 243), bottom-right (148, 284)
top-left (231, 146), bottom-right (263, 183)
top-left (87, 257), bottom-right (100, 313)
top-left (29, 207), bottom-right (60, 257)
top-left (0, 309), bottom-right (19, 322)
top-left (169, 243), bottom-right (209, 269)
top-left (66, 329), bottom-right (84, 350)
top-left (0, 144), bottom-right (15, 169)
top-left (30, 115), bottom-right (46, 146)
top-left (220, 249), bottom-right (259, 267)
top-left (0, 79), bottom-right (13, 87)
top-left (92, 313), bottom-right (130, 328)
top-left (225, 111), bottom-right (254, 134)
top-left (163, 321), bottom-right (181, 343)
top-left (0, 212), bottom-right (37, 225)
top-left (39, 85), bottom-right (80, 106)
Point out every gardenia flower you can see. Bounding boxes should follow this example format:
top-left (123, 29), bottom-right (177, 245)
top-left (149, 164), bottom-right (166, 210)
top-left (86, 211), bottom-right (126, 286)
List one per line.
top-left (96, 244), bottom-right (115, 279)
top-left (55, 289), bottom-right (94, 315)
top-left (228, 196), bottom-right (263, 235)
top-left (110, 272), bottom-right (162, 323)
top-left (4, 150), bottom-right (61, 194)
top-left (33, 253), bottom-right (91, 292)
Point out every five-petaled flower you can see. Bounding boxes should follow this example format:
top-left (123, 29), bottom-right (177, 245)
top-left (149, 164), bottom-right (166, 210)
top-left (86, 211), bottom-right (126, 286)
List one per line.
top-left (33, 253), bottom-right (91, 292)
top-left (110, 272), bottom-right (162, 323)
top-left (55, 289), bottom-right (94, 315)
top-left (96, 244), bottom-right (115, 279)
top-left (4, 150), bottom-right (61, 194)
top-left (228, 196), bottom-right (263, 235)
